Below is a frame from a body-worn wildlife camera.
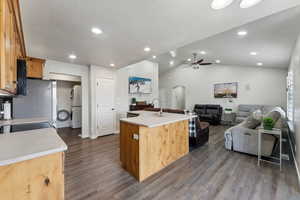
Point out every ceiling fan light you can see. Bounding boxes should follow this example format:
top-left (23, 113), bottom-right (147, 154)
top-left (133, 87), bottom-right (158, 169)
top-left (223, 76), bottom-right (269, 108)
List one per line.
top-left (211, 0), bottom-right (234, 10)
top-left (240, 0), bottom-right (263, 8)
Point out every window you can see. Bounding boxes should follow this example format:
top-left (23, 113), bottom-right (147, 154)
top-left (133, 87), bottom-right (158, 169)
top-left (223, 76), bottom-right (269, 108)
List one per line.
top-left (287, 71), bottom-right (294, 122)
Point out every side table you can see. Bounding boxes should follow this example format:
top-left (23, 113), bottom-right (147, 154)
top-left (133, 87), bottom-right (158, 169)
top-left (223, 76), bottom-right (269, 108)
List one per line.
top-left (222, 112), bottom-right (236, 126)
top-left (258, 127), bottom-right (282, 171)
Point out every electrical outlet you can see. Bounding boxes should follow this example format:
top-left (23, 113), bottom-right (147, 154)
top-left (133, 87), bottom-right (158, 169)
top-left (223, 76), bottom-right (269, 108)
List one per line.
top-left (133, 134), bottom-right (139, 140)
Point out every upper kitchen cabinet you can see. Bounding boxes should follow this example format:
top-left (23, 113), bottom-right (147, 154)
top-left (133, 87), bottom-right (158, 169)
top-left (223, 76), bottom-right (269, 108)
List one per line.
top-left (26, 57), bottom-right (45, 79)
top-left (0, 0), bottom-right (26, 93)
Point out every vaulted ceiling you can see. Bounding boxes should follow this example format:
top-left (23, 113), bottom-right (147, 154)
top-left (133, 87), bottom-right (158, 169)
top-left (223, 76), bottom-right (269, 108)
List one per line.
top-left (156, 6), bottom-right (300, 74)
top-left (20, 0), bottom-right (300, 68)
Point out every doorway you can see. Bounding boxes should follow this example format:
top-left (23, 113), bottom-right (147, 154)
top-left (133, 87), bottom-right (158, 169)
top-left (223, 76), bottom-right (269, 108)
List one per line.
top-left (172, 86), bottom-right (186, 110)
top-left (51, 74), bottom-right (82, 135)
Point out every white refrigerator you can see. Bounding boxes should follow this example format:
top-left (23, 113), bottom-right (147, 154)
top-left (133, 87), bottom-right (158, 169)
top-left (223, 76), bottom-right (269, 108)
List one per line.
top-left (71, 85), bottom-right (82, 128)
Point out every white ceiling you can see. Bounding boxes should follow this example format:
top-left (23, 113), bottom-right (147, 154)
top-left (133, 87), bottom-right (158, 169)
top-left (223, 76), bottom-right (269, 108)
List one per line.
top-left (20, 0), bottom-right (300, 68)
top-left (156, 6), bottom-right (300, 74)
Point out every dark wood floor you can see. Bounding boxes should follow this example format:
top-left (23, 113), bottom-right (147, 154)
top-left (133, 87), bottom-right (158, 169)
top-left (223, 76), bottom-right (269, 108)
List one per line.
top-left (57, 126), bottom-right (300, 200)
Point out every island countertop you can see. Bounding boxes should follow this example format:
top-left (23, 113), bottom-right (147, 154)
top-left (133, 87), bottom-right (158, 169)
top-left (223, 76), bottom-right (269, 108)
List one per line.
top-left (0, 117), bottom-right (50, 127)
top-left (120, 110), bottom-right (197, 128)
top-left (0, 128), bottom-right (67, 166)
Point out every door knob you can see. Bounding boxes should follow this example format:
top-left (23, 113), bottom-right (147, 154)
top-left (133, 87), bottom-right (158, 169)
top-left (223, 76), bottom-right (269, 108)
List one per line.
top-left (112, 108), bottom-right (115, 111)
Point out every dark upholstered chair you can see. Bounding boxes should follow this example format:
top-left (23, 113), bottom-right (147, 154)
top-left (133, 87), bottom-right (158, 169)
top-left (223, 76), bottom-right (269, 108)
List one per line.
top-left (194, 104), bottom-right (223, 125)
top-left (189, 119), bottom-right (210, 148)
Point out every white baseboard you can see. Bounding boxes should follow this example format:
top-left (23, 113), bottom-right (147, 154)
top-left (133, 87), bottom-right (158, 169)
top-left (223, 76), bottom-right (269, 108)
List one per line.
top-left (90, 130), bottom-right (119, 139)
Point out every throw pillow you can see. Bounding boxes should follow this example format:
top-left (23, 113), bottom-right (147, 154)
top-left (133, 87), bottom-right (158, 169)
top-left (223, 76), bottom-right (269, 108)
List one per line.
top-left (244, 114), bottom-right (261, 129)
top-left (264, 110), bottom-right (281, 124)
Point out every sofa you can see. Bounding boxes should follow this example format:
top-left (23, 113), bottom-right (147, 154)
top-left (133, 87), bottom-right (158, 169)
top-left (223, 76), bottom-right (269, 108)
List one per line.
top-left (225, 107), bottom-right (286, 156)
top-left (236, 104), bottom-right (277, 124)
top-left (194, 104), bottom-right (223, 125)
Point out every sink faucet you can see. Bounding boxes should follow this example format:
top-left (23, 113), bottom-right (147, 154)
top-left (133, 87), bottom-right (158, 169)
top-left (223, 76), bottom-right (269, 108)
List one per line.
top-left (151, 98), bottom-right (160, 108)
top-left (151, 98), bottom-right (163, 116)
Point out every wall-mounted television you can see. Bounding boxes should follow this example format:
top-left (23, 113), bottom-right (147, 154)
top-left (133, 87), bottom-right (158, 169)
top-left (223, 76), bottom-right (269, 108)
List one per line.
top-left (129, 77), bottom-right (152, 94)
top-left (214, 82), bottom-right (238, 98)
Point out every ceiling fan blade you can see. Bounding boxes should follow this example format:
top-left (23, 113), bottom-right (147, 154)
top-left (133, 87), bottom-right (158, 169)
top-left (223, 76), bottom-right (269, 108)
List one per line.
top-left (200, 63), bottom-right (212, 65)
top-left (199, 63), bottom-right (212, 65)
top-left (196, 59), bottom-right (204, 64)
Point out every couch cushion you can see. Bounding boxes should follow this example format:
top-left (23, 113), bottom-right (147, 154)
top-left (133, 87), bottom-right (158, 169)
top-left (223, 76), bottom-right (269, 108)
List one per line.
top-left (243, 114), bottom-right (261, 129)
top-left (274, 118), bottom-right (283, 129)
top-left (201, 114), bottom-right (212, 118)
top-left (238, 105), bottom-right (262, 112)
top-left (206, 109), bottom-right (219, 115)
top-left (237, 111), bottom-right (250, 117)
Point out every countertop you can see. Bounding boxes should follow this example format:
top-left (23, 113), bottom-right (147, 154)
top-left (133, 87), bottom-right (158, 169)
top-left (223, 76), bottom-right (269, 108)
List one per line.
top-left (0, 128), bottom-right (67, 166)
top-left (120, 111), bottom-right (197, 128)
top-left (0, 117), bottom-right (50, 127)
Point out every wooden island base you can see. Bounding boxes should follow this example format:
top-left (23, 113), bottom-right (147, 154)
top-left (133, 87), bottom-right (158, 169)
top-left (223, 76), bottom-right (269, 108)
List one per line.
top-left (120, 120), bottom-right (189, 182)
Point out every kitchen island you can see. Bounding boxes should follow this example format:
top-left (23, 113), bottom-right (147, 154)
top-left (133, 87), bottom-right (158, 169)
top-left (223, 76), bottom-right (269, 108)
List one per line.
top-left (0, 128), bottom-right (67, 200)
top-left (120, 111), bottom-right (195, 182)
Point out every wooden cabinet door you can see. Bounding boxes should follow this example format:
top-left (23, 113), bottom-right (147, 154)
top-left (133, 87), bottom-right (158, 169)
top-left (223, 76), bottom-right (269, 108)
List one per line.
top-left (0, 152), bottom-right (65, 200)
top-left (0, 0), bottom-right (25, 93)
top-left (27, 57), bottom-right (45, 79)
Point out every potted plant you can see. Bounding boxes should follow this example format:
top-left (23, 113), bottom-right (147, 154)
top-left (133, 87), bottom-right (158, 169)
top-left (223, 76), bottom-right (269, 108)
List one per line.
top-left (131, 98), bottom-right (137, 105)
top-left (263, 117), bottom-right (274, 130)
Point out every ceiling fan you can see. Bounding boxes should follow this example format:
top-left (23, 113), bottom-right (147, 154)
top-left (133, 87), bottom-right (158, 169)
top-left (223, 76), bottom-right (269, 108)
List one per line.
top-left (184, 53), bottom-right (212, 69)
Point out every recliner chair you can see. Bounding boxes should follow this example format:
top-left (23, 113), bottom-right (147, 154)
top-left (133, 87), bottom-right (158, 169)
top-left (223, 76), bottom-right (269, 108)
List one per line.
top-left (194, 104), bottom-right (223, 125)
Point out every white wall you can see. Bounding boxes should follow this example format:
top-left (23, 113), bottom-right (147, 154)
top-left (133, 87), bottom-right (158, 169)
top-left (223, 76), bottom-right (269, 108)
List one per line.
top-left (44, 60), bottom-right (90, 138)
top-left (116, 60), bottom-right (159, 111)
top-left (56, 81), bottom-right (79, 128)
top-left (89, 65), bottom-right (117, 138)
top-left (288, 33), bottom-right (300, 178)
top-left (160, 65), bottom-right (287, 111)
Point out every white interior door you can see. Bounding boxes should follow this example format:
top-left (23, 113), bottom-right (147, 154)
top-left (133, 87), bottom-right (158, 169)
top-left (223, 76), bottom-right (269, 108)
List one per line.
top-left (96, 78), bottom-right (115, 136)
top-left (172, 86), bottom-right (186, 109)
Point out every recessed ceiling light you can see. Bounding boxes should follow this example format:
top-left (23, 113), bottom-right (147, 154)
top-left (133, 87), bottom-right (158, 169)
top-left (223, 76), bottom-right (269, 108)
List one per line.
top-left (144, 47), bottom-right (151, 52)
top-left (211, 0), bottom-right (234, 10)
top-left (257, 62), bottom-right (263, 66)
top-left (200, 51), bottom-right (207, 55)
top-left (169, 61), bottom-right (174, 66)
top-left (237, 30), bottom-right (248, 36)
top-left (69, 54), bottom-right (77, 59)
top-left (110, 63), bottom-right (115, 67)
top-left (240, 0), bottom-right (263, 8)
top-left (152, 55), bottom-right (157, 59)
top-left (91, 27), bottom-right (103, 35)
top-left (187, 58), bottom-right (192, 62)
top-left (215, 60), bottom-right (221, 63)
top-left (250, 52), bottom-right (257, 56)
top-left (170, 50), bottom-right (176, 58)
